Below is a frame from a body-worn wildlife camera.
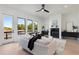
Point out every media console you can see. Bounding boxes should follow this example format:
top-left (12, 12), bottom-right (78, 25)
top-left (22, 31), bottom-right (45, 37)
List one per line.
top-left (62, 31), bottom-right (79, 38)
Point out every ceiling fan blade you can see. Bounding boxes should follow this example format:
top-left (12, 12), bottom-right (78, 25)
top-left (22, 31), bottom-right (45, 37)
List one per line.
top-left (36, 4), bottom-right (50, 13)
top-left (44, 9), bottom-right (49, 13)
top-left (36, 8), bottom-right (43, 12)
top-left (42, 4), bottom-right (45, 8)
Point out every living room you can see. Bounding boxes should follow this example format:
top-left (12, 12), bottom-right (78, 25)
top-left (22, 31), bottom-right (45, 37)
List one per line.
top-left (0, 4), bottom-right (79, 55)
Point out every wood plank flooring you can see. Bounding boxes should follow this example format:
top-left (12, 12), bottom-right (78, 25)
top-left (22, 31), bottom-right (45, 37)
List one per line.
top-left (0, 39), bottom-right (79, 55)
top-left (0, 43), bottom-right (31, 55)
top-left (64, 39), bottom-right (79, 55)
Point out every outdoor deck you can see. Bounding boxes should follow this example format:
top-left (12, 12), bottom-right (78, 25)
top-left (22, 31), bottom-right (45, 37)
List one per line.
top-left (4, 30), bottom-right (25, 39)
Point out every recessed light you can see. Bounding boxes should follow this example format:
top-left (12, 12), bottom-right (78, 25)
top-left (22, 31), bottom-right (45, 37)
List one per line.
top-left (64, 5), bottom-right (68, 8)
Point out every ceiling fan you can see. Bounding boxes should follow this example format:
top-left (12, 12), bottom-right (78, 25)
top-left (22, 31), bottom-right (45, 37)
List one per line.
top-left (36, 4), bottom-right (49, 13)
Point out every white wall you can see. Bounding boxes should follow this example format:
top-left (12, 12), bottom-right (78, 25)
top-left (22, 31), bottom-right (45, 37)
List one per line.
top-left (0, 6), bottom-right (43, 41)
top-left (42, 13), bottom-right (62, 39)
top-left (0, 14), bottom-right (4, 40)
top-left (0, 5), bottom-right (63, 41)
top-left (61, 13), bottom-right (79, 32)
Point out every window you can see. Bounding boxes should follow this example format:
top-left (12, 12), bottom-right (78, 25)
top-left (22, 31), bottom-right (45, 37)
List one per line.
top-left (27, 19), bottom-right (33, 32)
top-left (34, 21), bottom-right (38, 32)
top-left (17, 17), bottom-right (26, 35)
top-left (4, 15), bottom-right (13, 39)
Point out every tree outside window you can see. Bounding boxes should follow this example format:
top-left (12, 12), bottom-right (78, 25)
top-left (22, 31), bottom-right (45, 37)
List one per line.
top-left (34, 21), bottom-right (38, 32)
top-left (27, 19), bottom-right (33, 32)
top-left (17, 17), bottom-right (26, 35)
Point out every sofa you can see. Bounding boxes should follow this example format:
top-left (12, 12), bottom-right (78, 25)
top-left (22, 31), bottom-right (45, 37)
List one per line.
top-left (19, 34), bottom-right (66, 55)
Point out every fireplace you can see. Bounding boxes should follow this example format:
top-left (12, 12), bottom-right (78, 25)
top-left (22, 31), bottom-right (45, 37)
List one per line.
top-left (50, 28), bottom-right (59, 38)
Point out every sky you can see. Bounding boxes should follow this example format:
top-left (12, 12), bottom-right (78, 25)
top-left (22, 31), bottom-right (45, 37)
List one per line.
top-left (4, 16), bottom-right (25, 28)
top-left (18, 18), bottom-right (25, 24)
top-left (27, 19), bottom-right (32, 25)
top-left (4, 16), bottom-right (34, 28)
top-left (4, 16), bottom-right (12, 28)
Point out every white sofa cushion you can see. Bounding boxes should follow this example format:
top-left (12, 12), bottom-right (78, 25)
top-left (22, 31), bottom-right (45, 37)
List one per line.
top-left (36, 36), bottom-right (52, 45)
top-left (53, 38), bottom-right (66, 55)
top-left (25, 33), bottom-right (33, 39)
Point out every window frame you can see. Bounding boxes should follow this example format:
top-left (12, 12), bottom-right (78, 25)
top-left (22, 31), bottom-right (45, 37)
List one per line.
top-left (27, 19), bottom-right (33, 33)
top-left (17, 17), bottom-right (26, 35)
top-left (33, 21), bottom-right (38, 32)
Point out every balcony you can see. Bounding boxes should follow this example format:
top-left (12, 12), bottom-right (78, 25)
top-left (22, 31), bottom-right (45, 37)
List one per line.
top-left (4, 30), bottom-right (12, 39)
top-left (4, 30), bottom-right (25, 39)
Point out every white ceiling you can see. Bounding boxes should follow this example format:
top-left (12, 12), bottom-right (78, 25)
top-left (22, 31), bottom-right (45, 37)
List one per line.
top-left (0, 4), bottom-right (79, 18)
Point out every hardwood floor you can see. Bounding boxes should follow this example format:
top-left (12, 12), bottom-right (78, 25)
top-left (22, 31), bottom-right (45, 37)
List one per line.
top-left (64, 39), bottom-right (79, 55)
top-left (0, 39), bottom-right (79, 55)
top-left (0, 43), bottom-right (31, 55)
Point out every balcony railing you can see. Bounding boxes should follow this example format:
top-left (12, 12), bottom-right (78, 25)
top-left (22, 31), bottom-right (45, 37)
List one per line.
top-left (18, 30), bottom-right (26, 35)
top-left (4, 30), bottom-right (12, 39)
top-left (4, 30), bottom-right (25, 39)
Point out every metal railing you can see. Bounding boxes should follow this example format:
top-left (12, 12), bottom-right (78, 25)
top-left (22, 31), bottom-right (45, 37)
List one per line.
top-left (4, 30), bottom-right (12, 39)
top-left (4, 30), bottom-right (25, 39)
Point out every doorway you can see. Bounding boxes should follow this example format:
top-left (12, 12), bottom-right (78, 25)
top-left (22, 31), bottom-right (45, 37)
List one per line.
top-left (3, 15), bottom-right (13, 40)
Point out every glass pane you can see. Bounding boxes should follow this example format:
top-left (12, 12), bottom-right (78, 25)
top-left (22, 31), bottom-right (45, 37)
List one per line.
top-left (34, 21), bottom-right (38, 32)
top-left (27, 19), bottom-right (33, 32)
top-left (17, 18), bottom-right (26, 35)
top-left (4, 15), bottom-right (12, 39)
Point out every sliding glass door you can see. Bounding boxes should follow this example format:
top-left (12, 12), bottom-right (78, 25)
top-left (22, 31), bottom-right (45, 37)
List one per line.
top-left (27, 19), bottom-right (33, 32)
top-left (17, 17), bottom-right (26, 35)
top-left (3, 15), bottom-right (13, 40)
top-left (34, 21), bottom-right (38, 32)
